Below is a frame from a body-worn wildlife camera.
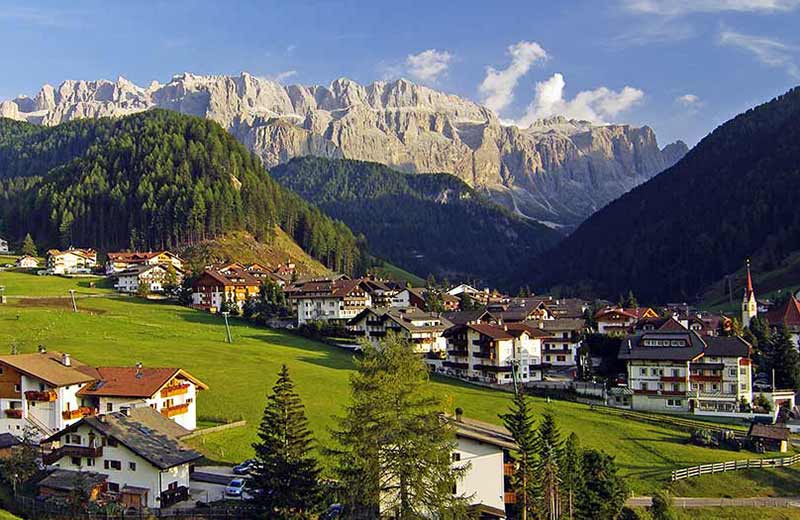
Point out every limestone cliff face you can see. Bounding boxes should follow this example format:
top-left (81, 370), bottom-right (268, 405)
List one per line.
top-left (4, 73), bottom-right (687, 227)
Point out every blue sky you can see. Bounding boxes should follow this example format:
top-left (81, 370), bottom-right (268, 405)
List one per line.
top-left (1, 0), bottom-right (799, 145)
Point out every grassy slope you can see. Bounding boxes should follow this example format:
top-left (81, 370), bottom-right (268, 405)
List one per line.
top-left (630, 507), bottom-right (800, 520)
top-left (702, 252), bottom-right (800, 312)
top-left (0, 271), bottom-right (792, 496)
top-left (670, 467), bottom-right (800, 498)
top-left (0, 271), bottom-right (113, 297)
top-left (179, 229), bottom-right (329, 277)
top-left (371, 261), bottom-right (425, 287)
top-left (0, 511), bottom-right (20, 520)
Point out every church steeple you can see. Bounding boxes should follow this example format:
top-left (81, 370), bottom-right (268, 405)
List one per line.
top-left (742, 258), bottom-right (757, 328)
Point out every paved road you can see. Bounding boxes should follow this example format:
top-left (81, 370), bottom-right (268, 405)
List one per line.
top-left (627, 496), bottom-right (800, 508)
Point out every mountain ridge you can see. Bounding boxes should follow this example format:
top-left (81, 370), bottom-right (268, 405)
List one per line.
top-left (1, 72), bottom-right (687, 228)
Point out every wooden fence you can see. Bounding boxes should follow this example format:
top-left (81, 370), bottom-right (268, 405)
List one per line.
top-left (671, 453), bottom-right (800, 481)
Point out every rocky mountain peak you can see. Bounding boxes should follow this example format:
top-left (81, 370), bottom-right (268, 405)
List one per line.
top-left (1, 72), bottom-right (687, 228)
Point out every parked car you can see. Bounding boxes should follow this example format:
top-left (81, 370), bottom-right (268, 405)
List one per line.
top-left (233, 459), bottom-right (257, 475)
top-left (322, 504), bottom-right (343, 519)
top-left (225, 478), bottom-right (247, 498)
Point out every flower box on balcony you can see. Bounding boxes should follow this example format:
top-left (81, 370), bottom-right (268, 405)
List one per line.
top-left (161, 403), bottom-right (189, 418)
top-left (25, 390), bottom-right (57, 402)
top-left (160, 383), bottom-right (190, 398)
top-left (62, 407), bottom-right (94, 420)
top-left (4, 409), bottom-right (22, 419)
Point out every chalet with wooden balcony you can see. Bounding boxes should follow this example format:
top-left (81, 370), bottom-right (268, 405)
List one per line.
top-left (348, 307), bottom-right (452, 363)
top-left (288, 278), bottom-right (372, 325)
top-left (45, 248), bottom-right (97, 275)
top-left (536, 318), bottom-right (585, 368)
top-left (42, 407), bottom-right (201, 509)
top-left (191, 266), bottom-right (262, 313)
top-left (618, 331), bottom-right (752, 413)
top-left (449, 415), bottom-right (517, 519)
top-left (596, 307), bottom-right (658, 335)
top-left (443, 322), bottom-right (543, 385)
top-left (487, 297), bottom-right (553, 323)
top-left (77, 366), bottom-right (208, 431)
top-left (0, 350), bottom-right (207, 438)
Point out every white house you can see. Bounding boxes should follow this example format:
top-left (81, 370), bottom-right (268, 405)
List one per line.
top-left (450, 415), bottom-right (515, 519)
top-left (0, 350), bottom-right (206, 437)
top-left (105, 251), bottom-right (183, 275)
top-left (15, 255), bottom-right (39, 269)
top-left (537, 318), bottom-right (585, 367)
top-left (288, 278), bottom-right (372, 325)
top-left (46, 248), bottom-right (97, 275)
top-left (42, 407), bottom-right (201, 509)
top-left (442, 322), bottom-right (543, 385)
top-left (114, 264), bottom-right (180, 294)
top-left (0, 237), bottom-right (8, 253)
top-left (618, 331), bottom-right (752, 413)
top-left (349, 307), bottom-right (452, 363)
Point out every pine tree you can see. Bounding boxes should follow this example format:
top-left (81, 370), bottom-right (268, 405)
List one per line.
top-left (328, 334), bottom-right (468, 519)
top-left (251, 365), bottom-right (321, 518)
top-left (499, 391), bottom-right (537, 520)
top-left (20, 233), bottom-right (37, 257)
top-left (577, 449), bottom-right (628, 520)
top-left (559, 433), bottom-right (584, 520)
top-left (535, 411), bottom-right (562, 520)
top-left (623, 290), bottom-right (638, 309)
top-left (768, 325), bottom-right (800, 390)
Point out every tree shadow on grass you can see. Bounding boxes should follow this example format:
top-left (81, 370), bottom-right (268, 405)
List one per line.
top-left (248, 334), bottom-right (356, 371)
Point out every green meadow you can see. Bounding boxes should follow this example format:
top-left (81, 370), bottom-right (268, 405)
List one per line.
top-left (0, 270), bottom-right (793, 496)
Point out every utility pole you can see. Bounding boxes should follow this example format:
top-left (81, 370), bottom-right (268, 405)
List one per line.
top-left (222, 311), bottom-right (233, 343)
top-left (0, 285), bottom-right (5, 305)
top-left (68, 290), bottom-right (77, 312)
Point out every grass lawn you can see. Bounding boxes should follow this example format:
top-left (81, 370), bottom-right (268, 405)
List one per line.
top-left (0, 270), bottom-right (114, 297)
top-left (0, 272), bottom-right (790, 496)
top-left (669, 467), bottom-right (800, 498)
top-left (0, 510), bottom-right (21, 520)
top-left (371, 261), bottom-right (426, 287)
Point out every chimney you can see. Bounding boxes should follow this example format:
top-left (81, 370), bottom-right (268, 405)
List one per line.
top-left (61, 353), bottom-right (71, 367)
top-left (135, 362), bottom-right (143, 379)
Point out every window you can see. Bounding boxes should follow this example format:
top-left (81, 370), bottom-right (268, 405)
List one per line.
top-left (641, 382), bottom-right (648, 391)
top-left (667, 399), bottom-right (683, 407)
top-left (740, 367), bottom-right (747, 375)
top-left (740, 383), bottom-right (747, 390)
top-left (86, 458), bottom-right (95, 467)
top-left (106, 403), bottom-right (113, 412)
top-left (557, 355), bottom-right (566, 362)
top-left (13, 384), bottom-right (20, 393)
top-left (107, 437), bottom-right (119, 447)
top-left (672, 369), bottom-right (680, 377)
top-left (108, 483), bottom-right (120, 493)
top-left (71, 457), bottom-right (81, 466)
top-left (451, 453), bottom-right (461, 462)
top-left (672, 383), bottom-right (679, 392)
top-left (104, 460), bottom-right (122, 470)
top-left (640, 368), bottom-right (647, 376)
top-left (729, 369), bottom-right (736, 377)
top-left (67, 434), bottom-right (81, 445)
top-left (129, 462), bottom-right (136, 471)
top-left (0, 367), bottom-right (3, 375)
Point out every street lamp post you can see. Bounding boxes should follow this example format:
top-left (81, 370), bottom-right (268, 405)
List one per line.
top-left (68, 289), bottom-right (77, 312)
top-left (222, 311), bottom-right (233, 343)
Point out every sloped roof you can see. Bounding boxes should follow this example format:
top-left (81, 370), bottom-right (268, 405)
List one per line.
top-left (764, 295), bottom-right (800, 328)
top-left (538, 318), bottom-right (585, 332)
top-left (77, 367), bottom-right (208, 398)
top-left (0, 433), bottom-right (20, 449)
top-left (467, 323), bottom-right (514, 340)
top-left (704, 336), bottom-right (751, 357)
top-left (619, 331), bottom-right (750, 361)
top-left (442, 310), bottom-right (491, 326)
top-left (0, 351), bottom-right (99, 387)
top-left (504, 322), bottom-right (552, 338)
top-left (47, 408), bottom-right (201, 470)
top-left (748, 423), bottom-right (790, 441)
top-left (449, 416), bottom-right (516, 450)
top-left (38, 469), bottom-right (107, 492)
top-left (107, 251), bottom-right (167, 263)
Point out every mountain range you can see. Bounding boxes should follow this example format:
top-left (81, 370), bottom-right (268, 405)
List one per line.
top-left (532, 85), bottom-right (800, 302)
top-left (0, 72), bottom-right (687, 229)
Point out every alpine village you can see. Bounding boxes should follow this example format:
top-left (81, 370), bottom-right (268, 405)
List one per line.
top-left (3, 4), bottom-right (800, 520)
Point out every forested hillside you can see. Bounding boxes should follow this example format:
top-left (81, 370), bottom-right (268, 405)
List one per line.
top-left (271, 157), bottom-right (561, 284)
top-left (530, 86), bottom-right (800, 302)
top-left (0, 110), bottom-right (365, 274)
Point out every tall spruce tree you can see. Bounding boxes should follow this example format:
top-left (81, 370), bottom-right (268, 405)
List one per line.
top-left (499, 390), bottom-right (537, 520)
top-left (328, 334), bottom-right (468, 519)
top-left (769, 325), bottom-right (800, 390)
top-left (578, 449), bottom-right (628, 520)
top-left (251, 365), bottom-right (321, 518)
top-left (560, 432), bottom-right (584, 520)
top-left (535, 411), bottom-right (562, 520)
top-left (21, 233), bottom-right (37, 257)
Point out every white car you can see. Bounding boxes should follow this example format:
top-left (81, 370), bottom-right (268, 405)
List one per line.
top-left (225, 478), bottom-right (246, 498)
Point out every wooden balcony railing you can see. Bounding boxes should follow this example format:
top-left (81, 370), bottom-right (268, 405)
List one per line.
top-left (690, 375), bottom-right (722, 382)
top-left (160, 383), bottom-right (190, 398)
top-left (4, 409), bottom-right (22, 419)
top-left (62, 407), bottom-right (94, 420)
top-left (504, 491), bottom-right (516, 504)
top-left (43, 445), bottom-right (103, 465)
top-left (25, 390), bottom-right (57, 402)
top-left (161, 403), bottom-right (189, 418)
top-left (503, 463), bottom-right (514, 476)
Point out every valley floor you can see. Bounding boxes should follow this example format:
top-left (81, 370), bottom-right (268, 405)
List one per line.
top-left (0, 270), bottom-right (796, 497)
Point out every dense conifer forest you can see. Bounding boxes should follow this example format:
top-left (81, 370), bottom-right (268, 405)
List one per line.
top-left (0, 110), bottom-right (366, 274)
top-left (531, 86), bottom-right (800, 301)
top-left (271, 157), bottom-right (561, 285)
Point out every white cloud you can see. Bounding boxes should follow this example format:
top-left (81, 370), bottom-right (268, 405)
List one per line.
top-left (479, 41), bottom-right (549, 114)
top-left (613, 18), bottom-right (695, 46)
top-left (719, 30), bottom-right (799, 77)
top-left (515, 73), bottom-right (644, 126)
top-left (272, 70), bottom-right (297, 83)
top-left (676, 93), bottom-right (702, 106)
top-left (405, 49), bottom-right (453, 82)
top-left (623, 0), bottom-right (800, 15)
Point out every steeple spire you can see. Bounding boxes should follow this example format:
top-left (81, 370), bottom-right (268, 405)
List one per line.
top-left (742, 258), bottom-right (757, 328)
top-left (746, 258), bottom-right (754, 296)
